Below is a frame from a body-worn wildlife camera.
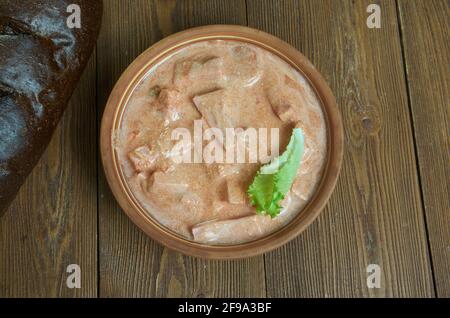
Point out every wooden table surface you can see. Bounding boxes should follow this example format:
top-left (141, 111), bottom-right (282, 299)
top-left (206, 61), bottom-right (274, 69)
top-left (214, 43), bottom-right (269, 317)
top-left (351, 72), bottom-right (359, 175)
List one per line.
top-left (0, 0), bottom-right (448, 298)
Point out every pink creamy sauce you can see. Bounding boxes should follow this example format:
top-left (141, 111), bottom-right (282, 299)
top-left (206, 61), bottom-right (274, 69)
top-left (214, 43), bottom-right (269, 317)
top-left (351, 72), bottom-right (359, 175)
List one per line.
top-left (116, 40), bottom-right (327, 245)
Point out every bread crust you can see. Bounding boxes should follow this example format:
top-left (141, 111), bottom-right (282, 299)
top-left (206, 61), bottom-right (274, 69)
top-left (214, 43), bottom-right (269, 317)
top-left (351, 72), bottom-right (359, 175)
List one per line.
top-left (0, 0), bottom-right (103, 215)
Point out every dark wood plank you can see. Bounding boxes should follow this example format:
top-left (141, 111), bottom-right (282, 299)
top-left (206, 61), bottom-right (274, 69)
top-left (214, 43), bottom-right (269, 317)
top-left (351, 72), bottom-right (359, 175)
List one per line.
top-left (247, 0), bottom-right (435, 297)
top-left (0, 54), bottom-right (98, 297)
top-left (397, 0), bottom-right (449, 297)
top-left (97, 0), bottom-right (266, 297)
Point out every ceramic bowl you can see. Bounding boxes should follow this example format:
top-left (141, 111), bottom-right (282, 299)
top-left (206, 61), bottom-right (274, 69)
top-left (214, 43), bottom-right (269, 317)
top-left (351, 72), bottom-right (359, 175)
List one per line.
top-left (100, 25), bottom-right (343, 259)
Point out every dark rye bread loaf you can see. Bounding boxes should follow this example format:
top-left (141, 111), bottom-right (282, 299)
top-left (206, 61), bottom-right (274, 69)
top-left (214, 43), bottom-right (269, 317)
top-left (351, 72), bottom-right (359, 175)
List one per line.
top-left (0, 0), bottom-right (102, 215)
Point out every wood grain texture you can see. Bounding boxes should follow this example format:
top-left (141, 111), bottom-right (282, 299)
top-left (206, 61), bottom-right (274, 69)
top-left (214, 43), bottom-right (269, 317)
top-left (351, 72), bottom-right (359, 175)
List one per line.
top-left (247, 0), bottom-right (435, 297)
top-left (97, 0), bottom-right (265, 298)
top-left (0, 54), bottom-right (98, 297)
top-left (397, 0), bottom-right (450, 297)
top-left (1, 0), bottom-right (446, 298)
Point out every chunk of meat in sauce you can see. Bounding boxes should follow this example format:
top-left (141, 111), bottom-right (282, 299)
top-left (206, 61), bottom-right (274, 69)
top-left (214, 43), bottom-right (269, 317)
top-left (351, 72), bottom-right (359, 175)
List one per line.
top-left (270, 103), bottom-right (297, 122)
top-left (212, 200), bottom-right (254, 220)
top-left (290, 122), bottom-right (324, 201)
top-left (228, 45), bottom-right (262, 86)
top-left (148, 171), bottom-right (189, 194)
top-left (173, 60), bottom-right (191, 85)
top-left (192, 89), bottom-right (237, 130)
top-left (266, 89), bottom-right (303, 123)
top-left (173, 55), bottom-right (225, 87)
top-left (192, 214), bottom-right (271, 244)
top-left (189, 56), bottom-right (224, 81)
top-left (156, 88), bottom-right (182, 122)
top-left (128, 145), bottom-right (158, 172)
top-left (225, 178), bottom-right (247, 205)
top-left (265, 74), bottom-right (311, 123)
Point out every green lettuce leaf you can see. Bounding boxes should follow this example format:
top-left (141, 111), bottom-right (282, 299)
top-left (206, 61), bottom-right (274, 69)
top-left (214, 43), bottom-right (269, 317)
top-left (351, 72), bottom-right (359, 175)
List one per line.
top-left (247, 128), bottom-right (305, 218)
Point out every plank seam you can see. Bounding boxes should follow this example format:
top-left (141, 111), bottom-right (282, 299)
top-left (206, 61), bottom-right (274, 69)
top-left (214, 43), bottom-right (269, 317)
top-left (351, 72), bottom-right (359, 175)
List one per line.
top-left (244, 0), bottom-right (249, 26)
top-left (395, 0), bottom-right (437, 298)
top-left (244, 0), bottom-right (268, 298)
top-left (95, 43), bottom-right (100, 298)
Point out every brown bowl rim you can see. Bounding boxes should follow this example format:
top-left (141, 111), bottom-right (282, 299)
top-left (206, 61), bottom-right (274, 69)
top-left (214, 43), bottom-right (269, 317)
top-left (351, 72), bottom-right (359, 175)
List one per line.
top-left (100, 24), bottom-right (344, 260)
